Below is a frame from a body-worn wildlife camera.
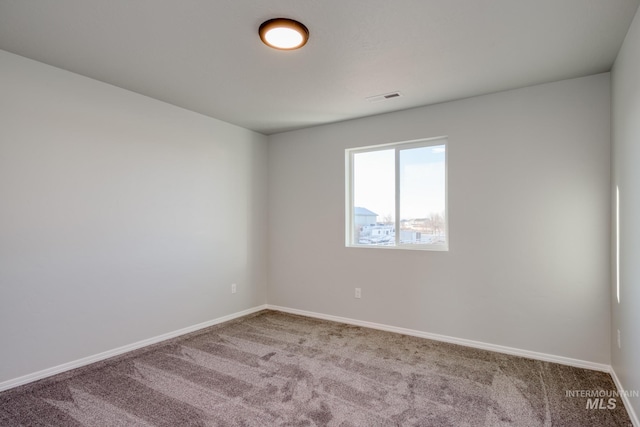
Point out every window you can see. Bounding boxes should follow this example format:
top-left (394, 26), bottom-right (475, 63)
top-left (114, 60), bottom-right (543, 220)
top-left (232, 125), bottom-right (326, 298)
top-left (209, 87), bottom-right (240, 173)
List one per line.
top-left (345, 137), bottom-right (448, 251)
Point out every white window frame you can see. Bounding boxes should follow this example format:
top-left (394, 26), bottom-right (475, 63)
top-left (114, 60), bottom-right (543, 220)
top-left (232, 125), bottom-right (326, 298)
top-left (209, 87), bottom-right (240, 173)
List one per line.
top-left (345, 136), bottom-right (448, 251)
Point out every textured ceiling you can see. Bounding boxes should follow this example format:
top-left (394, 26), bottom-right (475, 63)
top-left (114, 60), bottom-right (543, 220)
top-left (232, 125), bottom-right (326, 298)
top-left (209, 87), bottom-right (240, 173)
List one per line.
top-left (0, 0), bottom-right (638, 135)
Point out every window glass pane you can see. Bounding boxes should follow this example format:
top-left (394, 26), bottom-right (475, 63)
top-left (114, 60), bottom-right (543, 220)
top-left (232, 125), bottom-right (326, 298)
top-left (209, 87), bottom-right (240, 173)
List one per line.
top-left (399, 145), bottom-right (446, 245)
top-left (353, 149), bottom-right (395, 246)
top-left (346, 138), bottom-right (447, 251)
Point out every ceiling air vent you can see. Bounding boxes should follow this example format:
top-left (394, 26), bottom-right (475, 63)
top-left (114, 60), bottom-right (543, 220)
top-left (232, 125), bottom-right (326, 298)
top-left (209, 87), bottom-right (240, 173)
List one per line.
top-left (366, 91), bottom-right (402, 103)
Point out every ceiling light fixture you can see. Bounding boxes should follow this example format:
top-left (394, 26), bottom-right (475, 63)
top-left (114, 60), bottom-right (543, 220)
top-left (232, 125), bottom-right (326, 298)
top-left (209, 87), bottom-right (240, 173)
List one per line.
top-left (259, 18), bottom-right (309, 50)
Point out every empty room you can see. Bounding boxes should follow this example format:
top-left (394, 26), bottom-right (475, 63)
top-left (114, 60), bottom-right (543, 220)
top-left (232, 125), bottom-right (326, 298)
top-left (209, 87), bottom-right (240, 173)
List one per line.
top-left (1, 1), bottom-right (639, 426)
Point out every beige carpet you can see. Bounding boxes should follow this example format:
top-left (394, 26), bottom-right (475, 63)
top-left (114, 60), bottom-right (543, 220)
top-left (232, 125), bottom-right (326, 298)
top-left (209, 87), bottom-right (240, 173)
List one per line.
top-left (0, 310), bottom-right (633, 426)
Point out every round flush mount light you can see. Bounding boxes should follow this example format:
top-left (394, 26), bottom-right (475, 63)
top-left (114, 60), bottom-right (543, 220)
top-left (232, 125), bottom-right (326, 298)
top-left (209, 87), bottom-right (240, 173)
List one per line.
top-left (259, 18), bottom-right (309, 50)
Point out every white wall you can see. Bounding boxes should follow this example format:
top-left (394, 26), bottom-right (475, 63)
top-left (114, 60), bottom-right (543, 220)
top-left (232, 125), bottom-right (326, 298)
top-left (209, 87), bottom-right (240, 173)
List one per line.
top-left (611, 4), bottom-right (640, 421)
top-left (0, 50), bottom-right (268, 384)
top-left (268, 74), bottom-right (611, 365)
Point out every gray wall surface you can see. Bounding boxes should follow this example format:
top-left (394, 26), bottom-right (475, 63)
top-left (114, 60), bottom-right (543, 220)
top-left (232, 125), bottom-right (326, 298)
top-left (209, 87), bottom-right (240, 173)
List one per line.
top-left (268, 73), bottom-right (612, 365)
top-left (0, 50), bottom-right (268, 383)
top-left (611, 4), bottom-right (640, 420)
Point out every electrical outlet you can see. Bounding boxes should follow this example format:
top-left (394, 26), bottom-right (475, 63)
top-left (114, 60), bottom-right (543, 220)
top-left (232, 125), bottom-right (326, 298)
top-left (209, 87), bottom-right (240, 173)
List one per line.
top-left (617, 329), bottom-right (621, 349)
top-left (231, 283), bottom-right (237, 294)
top-left (355, 288), bottom-right (361, 299)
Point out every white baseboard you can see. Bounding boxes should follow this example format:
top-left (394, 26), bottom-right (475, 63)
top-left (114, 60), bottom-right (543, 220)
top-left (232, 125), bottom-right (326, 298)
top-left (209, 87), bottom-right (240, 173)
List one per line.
top-left (611, 367), bottom-right (640, 427)
top-left (266, 304), bottom-right (611, 373)
top-left (1, 303), bottom-right (621, 406)
top-left (0, 304), bottom-right (267, 393)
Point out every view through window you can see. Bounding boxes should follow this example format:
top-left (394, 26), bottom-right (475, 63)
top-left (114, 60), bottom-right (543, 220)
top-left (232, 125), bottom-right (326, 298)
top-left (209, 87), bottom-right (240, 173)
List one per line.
top-left (346, 137), bottom-right (447, 250)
